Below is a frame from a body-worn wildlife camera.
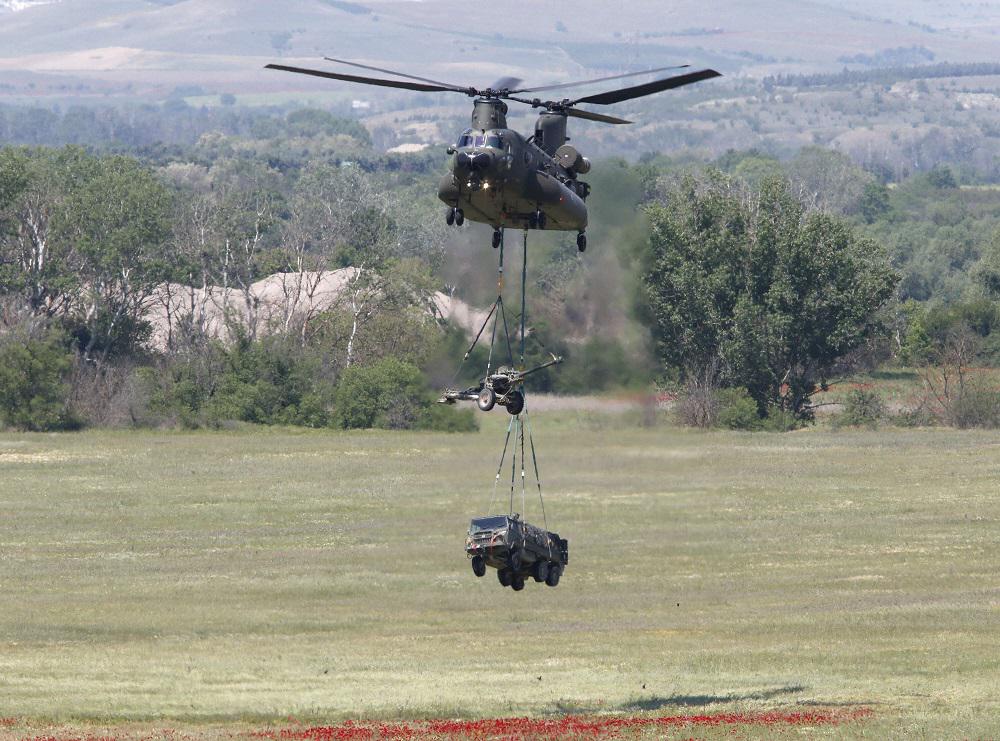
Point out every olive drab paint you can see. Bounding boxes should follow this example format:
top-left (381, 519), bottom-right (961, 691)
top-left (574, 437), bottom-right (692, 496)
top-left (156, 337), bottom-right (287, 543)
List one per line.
top-left (266, 59), bottom-right (721, 250)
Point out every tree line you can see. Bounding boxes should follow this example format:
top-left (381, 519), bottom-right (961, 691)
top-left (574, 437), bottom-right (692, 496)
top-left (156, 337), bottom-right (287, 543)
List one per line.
top-left (1, 114), bottom-right (998, 431)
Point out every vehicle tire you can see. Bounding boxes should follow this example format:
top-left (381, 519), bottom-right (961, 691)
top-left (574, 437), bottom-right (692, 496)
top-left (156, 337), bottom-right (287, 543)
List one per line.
top-left (532, 560), bottom-right (549, 583)
top-left (545, 564), bottom-right (561, 587)
top-left (505, 390), bottom-right (524, 416)
top-left (508, 548), bottom-right (522, 571)
top-left (471, 555), bottom-right (486, 577)
top-left (455, 209), bottom-right (465, 227)
top-left (492, 229), bottom-right (502, 249)
top-left (511, 574), bottom-right (525, 591)
top-left (477, 387), bottom-right (496, 412)
top-left (497, 568), bottom-right (513, 587)
top-left (577, 233), bottom-right (587, 252)
top-left (527, 212), bottom-right (538, 229)
top-left (446, 208), bottom-right (456, 226)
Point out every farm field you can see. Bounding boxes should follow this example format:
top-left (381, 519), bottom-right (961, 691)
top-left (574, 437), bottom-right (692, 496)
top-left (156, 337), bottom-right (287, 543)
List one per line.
top-left (1, 413), bottom-right (999, 738)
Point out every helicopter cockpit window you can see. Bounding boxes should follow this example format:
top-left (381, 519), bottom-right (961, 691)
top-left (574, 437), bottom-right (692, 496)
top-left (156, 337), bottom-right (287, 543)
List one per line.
top-left (456, 131), bottom-right (503, 149)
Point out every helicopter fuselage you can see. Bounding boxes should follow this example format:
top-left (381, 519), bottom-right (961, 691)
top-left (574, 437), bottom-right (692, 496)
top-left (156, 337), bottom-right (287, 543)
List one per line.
top-left (437, 100), bottom-right (590, 234)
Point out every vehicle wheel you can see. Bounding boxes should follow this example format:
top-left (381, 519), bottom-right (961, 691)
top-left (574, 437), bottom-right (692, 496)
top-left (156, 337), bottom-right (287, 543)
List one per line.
top-left (508, 548), bottom-right (522, 571)
top-left (532, 560), bottom-right (549, 583)
top-left (471, 555), bottom-right (486, 577)
top-left (545, 564), bottom-right (561, 587)
top-left (497, 568), bottom-right (513, 587)
top-left (477, 387), bottom-right (496, 412)
top-left (455, 209), bottom-right (465, 227)
top-left (492, 229), bottom-right (502, 249)
top-left (577, 233), bottom-right (587, 252)
top-left (511, 574), bottom-right (525, 591)
top-left (527, 212), bottom-right (538, 229)
top-left (505, 390), bottom-right (524, 416)
top-left (446, 208), bottom-right (456, 226)
top-left (535, 210), bottom-right (547, 229)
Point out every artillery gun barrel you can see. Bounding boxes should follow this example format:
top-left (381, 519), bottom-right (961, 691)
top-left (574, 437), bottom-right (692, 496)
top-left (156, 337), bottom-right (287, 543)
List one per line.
top-left (513, 354), bottom-right (563, 382)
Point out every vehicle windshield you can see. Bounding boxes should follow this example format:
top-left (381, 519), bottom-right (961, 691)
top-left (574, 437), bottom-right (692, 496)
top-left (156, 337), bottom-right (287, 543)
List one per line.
top-left (470, 516), bottom-right (509, 533)
top-left (457, 130), bottom-right (503, 149)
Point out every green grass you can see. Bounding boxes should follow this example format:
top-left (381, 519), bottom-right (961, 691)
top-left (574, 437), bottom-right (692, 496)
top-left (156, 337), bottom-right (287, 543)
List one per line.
top-left (1, 415), bottom-right (999, 737)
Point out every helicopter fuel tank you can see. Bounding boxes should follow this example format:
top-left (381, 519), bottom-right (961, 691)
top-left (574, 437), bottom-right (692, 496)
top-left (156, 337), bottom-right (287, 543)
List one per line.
top-left (472, 99), bottom-right (508, 130)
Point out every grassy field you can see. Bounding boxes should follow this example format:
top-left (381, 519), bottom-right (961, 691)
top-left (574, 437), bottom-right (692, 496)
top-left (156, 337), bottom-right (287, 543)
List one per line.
top-left (1, 412), bottom-right (999, 738)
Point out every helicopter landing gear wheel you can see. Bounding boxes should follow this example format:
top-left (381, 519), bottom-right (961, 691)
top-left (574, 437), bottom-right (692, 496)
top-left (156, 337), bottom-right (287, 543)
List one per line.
top-left (577, 232), bottom-right (587, 252)
top-left (505, 390), bottom-right (524, 416)
top-left (492, 229), bottom-right (502, 249)
top-left (477, 387), bottom-right (496, 412)
top-left (471, 555), bottom-right (486, 577)
top-left (445, 208), bottom-right (455, 226)
top-left (454, 208), bottom-right (465, 227)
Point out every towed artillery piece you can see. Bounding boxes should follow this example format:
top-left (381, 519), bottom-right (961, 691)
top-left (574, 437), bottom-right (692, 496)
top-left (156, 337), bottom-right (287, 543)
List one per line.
top-left (438, 354), bottom-right (562, 416)
top-left (465, 514), bottom-right (568, 591)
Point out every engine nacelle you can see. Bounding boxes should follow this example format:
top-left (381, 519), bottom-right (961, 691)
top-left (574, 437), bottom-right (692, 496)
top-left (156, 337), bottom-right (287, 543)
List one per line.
top-left (554, 145), bottom-right (590, 174)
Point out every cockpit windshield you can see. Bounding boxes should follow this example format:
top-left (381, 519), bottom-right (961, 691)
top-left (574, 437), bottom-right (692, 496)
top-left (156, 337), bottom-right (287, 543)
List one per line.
top-left (457, 130), bottom-right (503, 149)
top-left (469, 516), bottom-right (509, 533)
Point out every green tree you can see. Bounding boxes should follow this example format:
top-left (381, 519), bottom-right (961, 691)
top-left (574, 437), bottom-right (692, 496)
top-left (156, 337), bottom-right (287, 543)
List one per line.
top-left (859, 181), bottom-right (891, 224)
top-left (641, 173), bottom-right (897, 419)
top-left (53, 154), bottom-right (172, 362)
top-left (0, 330), bottom-right (76, 431)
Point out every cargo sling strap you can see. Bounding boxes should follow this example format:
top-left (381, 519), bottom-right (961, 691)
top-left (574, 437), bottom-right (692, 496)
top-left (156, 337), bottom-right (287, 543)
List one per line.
top-left (473, 230), bottom-right (550, 551)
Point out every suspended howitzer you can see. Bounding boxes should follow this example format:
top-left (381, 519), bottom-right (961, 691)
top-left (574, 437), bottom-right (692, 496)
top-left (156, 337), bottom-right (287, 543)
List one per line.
top-left (439, 353), bottom-right (562, 415)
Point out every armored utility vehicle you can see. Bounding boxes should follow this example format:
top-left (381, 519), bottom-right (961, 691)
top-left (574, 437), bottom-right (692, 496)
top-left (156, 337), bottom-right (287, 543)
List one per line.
top-left (465, 514), bottom-right (568, 591)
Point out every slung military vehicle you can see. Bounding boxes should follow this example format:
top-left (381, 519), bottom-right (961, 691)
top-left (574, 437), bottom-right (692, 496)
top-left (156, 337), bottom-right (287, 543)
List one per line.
top-left (266, 58), bottom-right (720, 252)
top-left (466, 514), bottom-right (568, 591)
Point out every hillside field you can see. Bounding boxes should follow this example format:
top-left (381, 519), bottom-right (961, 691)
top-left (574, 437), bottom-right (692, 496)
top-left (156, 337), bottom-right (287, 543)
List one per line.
top-left (0, 412), bottom-right (999, 738)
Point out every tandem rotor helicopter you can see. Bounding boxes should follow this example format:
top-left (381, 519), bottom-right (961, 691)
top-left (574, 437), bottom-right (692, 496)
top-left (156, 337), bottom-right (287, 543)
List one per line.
top-left (266, 58), bottom-right (721, 252)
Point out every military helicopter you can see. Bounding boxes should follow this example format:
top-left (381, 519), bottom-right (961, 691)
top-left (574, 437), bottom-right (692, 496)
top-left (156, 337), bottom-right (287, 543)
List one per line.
top-left (266, 58), bottom-right (720, 252)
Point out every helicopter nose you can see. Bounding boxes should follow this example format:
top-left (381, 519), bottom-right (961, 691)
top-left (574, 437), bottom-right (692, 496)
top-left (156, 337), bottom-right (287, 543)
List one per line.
top-left (456, 151), bottom-right (493, 172)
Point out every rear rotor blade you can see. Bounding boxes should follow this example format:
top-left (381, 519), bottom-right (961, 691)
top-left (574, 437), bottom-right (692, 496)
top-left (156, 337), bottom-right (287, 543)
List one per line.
top-left (323, 56), bottom-right (467, 92)
top-left (566, 108), bottom-right (632, 125)
top-left (573, 68), bottom-right (722, 106)
top-left (265, 64), bottom-right (465, 93)
top-left (512, 64), bottom-right (690, 94)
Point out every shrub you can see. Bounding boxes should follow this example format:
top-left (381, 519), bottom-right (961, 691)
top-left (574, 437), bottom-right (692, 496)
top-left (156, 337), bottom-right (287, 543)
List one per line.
top-left (0, 331), bottom-right (78, 431)
top-left (890, 407), bottom-right (937, 428)
top-left (143, 337), bottom-right (336, 429)
top-left (947, 387), bottom-right (1000, 429)
top-left (716, 387), bottom-right (762, 430)
top-left (675, 382), bottom-right (718, 428)
top-left (335, 358), bottom-right (426, 430)
top-left (759, 407), bottom-right (802, 432)
top-left (416, 403), bottom-right (478, 433)
top-left (838, 389), bottom-right (886, 428)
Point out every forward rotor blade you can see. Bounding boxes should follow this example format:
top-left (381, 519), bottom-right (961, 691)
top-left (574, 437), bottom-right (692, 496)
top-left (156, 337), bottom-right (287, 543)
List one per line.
top-left (566, 108), bottom-right (632, 125)
top-left (323, 56), bottom-right (467, 92)
top-left (511, 64), bottom-right (690, 94)
top-left (489, 76), bottom-right (523, 92)
top-left (573, 68), bottom-right (722, 106)
top-left (265, 64), bottom-right (463, 93)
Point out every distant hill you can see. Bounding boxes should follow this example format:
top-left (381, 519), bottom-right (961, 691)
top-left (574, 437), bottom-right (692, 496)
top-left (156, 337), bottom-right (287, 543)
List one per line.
top-left (0, 0), bottom-right (997, 103)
